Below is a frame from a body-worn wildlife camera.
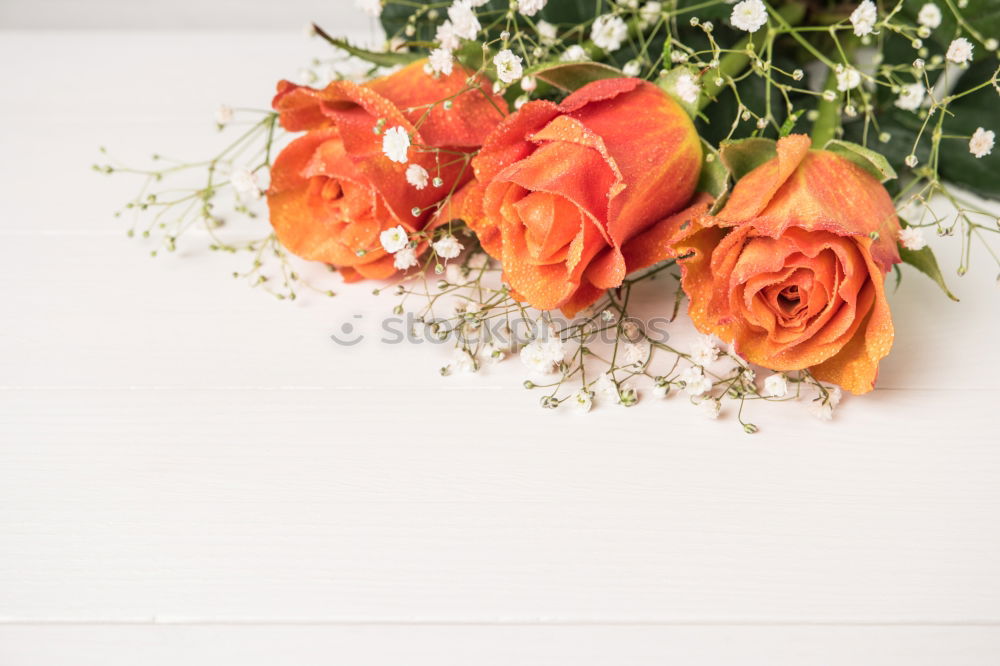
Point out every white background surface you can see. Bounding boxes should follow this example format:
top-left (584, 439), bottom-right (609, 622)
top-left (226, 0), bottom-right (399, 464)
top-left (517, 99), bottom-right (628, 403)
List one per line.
top-left (2, 5), bottom-right (1000, 663)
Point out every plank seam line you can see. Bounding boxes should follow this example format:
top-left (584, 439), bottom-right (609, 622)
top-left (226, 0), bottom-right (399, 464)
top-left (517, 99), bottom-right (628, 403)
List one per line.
top-left (2, 620), bottom-right (1000, 627)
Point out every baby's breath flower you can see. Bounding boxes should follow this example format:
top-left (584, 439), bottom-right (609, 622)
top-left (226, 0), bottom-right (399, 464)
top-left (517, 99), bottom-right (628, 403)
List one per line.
top-left (520, 76), bottom-right (537, 92)
top-left (623, 60), bottom-right (642, 77)
top-left (969, 127), bottom-right (996, 158)
top-left (836, 65), bottom-right (862, 91)
top-left (680, 366), bottom-right (713, 397)
top-left (917, 3), bottom-right (942, 29)
top-left (435, 21), bottom-right (460, 51)
top-left (946, 37), bottom-right (974, 64)
top-left (230, 168), bottom-right (260, 198)
top-left (591, 14), bottom-right (629, 52)
top-left (639, 1), bottom-right (662, 25)
top-left (690, 334), bottom-right (720, 366)
top-left (895, 82), bottom-right (926, 111)
top-left (520, 337), bottom-right (565, 374)
top-left (393, 247), bottom-right (418, 270)
top-left (792, 69), bottom-right (804, 81)
top-left (674, 72), bottom-right (701, 104)
top-left (622, 341), bottom-right (650, 366)
top-left (560, 45), bottom-right (589, 62)
top-left (381, 126), bottom-right (410, 163)
top-left (447, 0), bottom-right (481, 41)
top-left (518, 0), bottom-right (547, 17)
top-left (405, 164), bottom-right (429, 190)
top-left (379, 225), bottom-right (409, 253)
top-left (731, 0), bottom-right (768, 33)
top-left (899, 226), bottom-right (928, 250)
top-left (493, 49), bottom-right (524, 83)
top-left (698, 398), bottom-right (722, 419)
top-left (592, 373), bottom-right (619, 401)
top-left (214, 104), bottom-right (233, 126)
top-left (514, 95), bottom-right (530, 109)
top-left (571, 388), bottom-right (594, 413)
top-left (985, 38), bottom-right (999, 51)
top-left (536, 20), bottom-right (558, 44)
top-left (850, 0), bottom-right (877, 36)
top-left (354, 0), bottom-right (382, 18)
top-left (428, 47), bottom-right (454, 75)
top-left (480, 342), bottom-right (505, 364)
top-left (450, 348), bottom-right (477, 374)
top-left (433, 234), bottom-right (464, 259)
top-left (805, 385), bottom-right (842, 421)
top-left (905, 154), bottom-right (919, 167)
top-left (764, 373), bottom-right (788, 397)
top-left (652, 383), bottom-right (669, 399)
top-left (671, 51), bottom-right (689, 63)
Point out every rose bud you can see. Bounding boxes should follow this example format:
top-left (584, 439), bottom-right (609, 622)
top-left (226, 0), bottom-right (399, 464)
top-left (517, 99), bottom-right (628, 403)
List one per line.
top-left (267, 60), bottom-right (506, 281)
top-left (674, 134), bottom-right (902, 394)
top-left (462, 77), bottom-right (704, 315)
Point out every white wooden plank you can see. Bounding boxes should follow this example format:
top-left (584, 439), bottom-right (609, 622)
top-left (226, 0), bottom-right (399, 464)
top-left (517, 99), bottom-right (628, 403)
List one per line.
top-left (0, 233), bottom-right (996, 391)
top-left (1, 387), bottom-right (998, 622)
top-left (2, 625), bottom-right (1000, 666)
top-left (0, 1), bottom-right (374, 32)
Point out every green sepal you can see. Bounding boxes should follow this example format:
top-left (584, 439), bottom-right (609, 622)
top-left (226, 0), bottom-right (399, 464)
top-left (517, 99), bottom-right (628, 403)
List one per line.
top-left (525, 61), bottom-right (623, 93)
top-left (697, 141), bottom-right (728, 199)
top-left (656, 66), bottom-right (699, 118)
top-left (824, 139), bottom-right (898, 183)
top-left (719, 137), bottom-right (777, 181)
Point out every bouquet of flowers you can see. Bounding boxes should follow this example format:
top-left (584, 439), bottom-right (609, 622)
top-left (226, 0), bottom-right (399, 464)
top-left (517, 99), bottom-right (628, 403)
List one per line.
top-left (99, 0), bottom-right (999, 429)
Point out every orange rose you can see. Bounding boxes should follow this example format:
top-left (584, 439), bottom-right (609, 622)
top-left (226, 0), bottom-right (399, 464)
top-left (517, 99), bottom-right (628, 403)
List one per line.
top-left (267, 61), bottom-right (506, 281)
top-left (463, 77), bottom-right (703, 315)
top-left (674, 134), bottom-right (901, 394)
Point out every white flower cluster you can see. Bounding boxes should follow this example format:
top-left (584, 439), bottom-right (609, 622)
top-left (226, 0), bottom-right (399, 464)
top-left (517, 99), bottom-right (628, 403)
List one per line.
top-left (379, 225), bottom-right (419, 270)
top-left (520, 336), bottom-right (565, 375)
top-left (381, 126), bottom-right (410, 163)
top-left (493, 49), bottom-right (524, 84)
top-left (591, 14), bottom-right (629, 52)
top-left (849, 0), bottom-right (877, 37)
top-left (731, 0), bottom-right (768, 33)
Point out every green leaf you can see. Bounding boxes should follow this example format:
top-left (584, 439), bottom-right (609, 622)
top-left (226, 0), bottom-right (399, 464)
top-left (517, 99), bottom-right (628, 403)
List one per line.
top-left (719, 137), bottom-right (777, 180)
top-left (526, 61), bottom-right (623, 92)
top-left (312, 26), bottom-right (421, 68)
top-left (899, 245), bottom-right (960, 302)
top-left (824, 139), bottom-right (898, 183)
top-left (937, 59), bottom-right (1000, 200)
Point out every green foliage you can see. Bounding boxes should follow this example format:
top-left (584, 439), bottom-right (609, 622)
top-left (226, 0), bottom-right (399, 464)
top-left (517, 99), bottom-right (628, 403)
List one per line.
top-left (719, 137), bottom-right (777, 180)
top-left (900, 244), bottom-right (960, 301)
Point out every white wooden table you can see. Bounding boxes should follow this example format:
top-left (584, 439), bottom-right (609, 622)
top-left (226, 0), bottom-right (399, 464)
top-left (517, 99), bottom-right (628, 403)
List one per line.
top-left (1, 30), bottom-right (999, 665)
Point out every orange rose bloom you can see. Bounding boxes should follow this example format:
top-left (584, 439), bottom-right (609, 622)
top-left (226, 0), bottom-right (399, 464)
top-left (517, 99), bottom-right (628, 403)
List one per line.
top-left (463, 77), bottom-right (703, 315)
top-left (267, 61), bottom-right (506, 281)
top-left (675, 134), bottom-right (901, 394)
